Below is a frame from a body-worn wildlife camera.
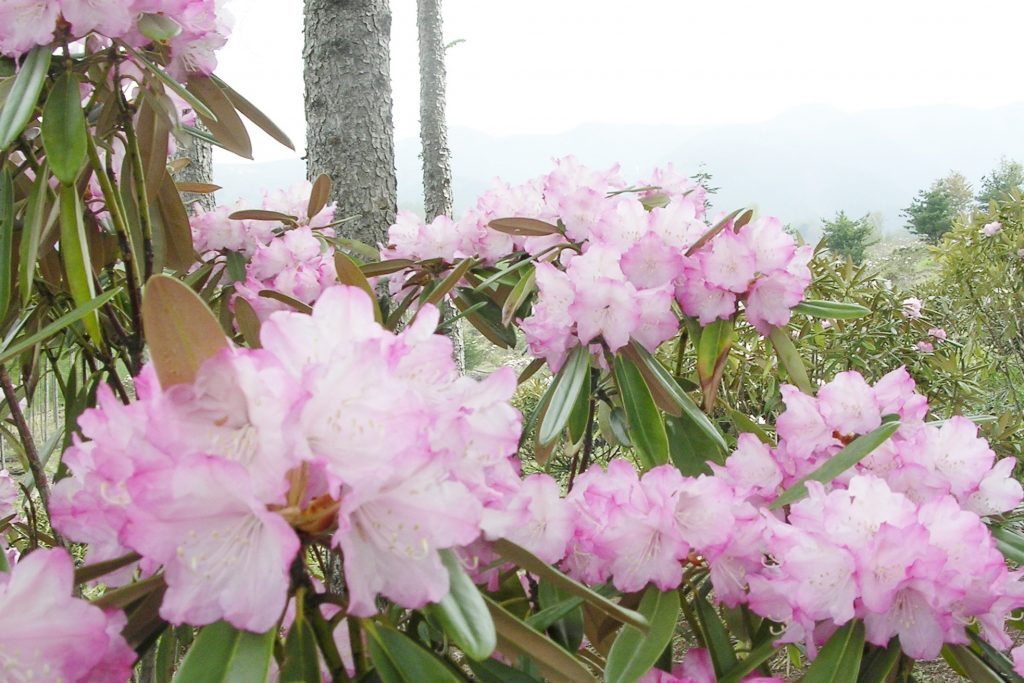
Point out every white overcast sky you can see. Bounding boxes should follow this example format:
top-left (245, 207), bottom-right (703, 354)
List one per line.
top-left (214, 0), bottom-right (1024, 163)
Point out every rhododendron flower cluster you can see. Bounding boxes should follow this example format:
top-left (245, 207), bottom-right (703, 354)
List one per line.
top-left (51, 285), bottom-right (525, 629)
top-left (0, 1), bottom-right (232, 76)
top-left (190, 182), bottom-right (340, 320)
top-left (384, 158), bottom-right (812, 370)
top-left (0, 548), bottom-right (135, 681)
top-left (640, 648), bottom-right (781, 682)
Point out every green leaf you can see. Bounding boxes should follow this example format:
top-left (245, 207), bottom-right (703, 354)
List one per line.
top-left (154, 629), bottom-right (177, 683)
top-left (539, 345), bottom-right (591, 446)
top-left (333, 251), bottom-right (382, 322)
top-left (41, 72), bottom-right (88, 184)
top-left (725, 408), bottom-right (773, 445)
top-left (613, 354), bottom-right (669, 470)
top-left (426, 549), bottom-right (496, 661)
top-left (537, 582), bottom-right (584, 653)
top-left (225, 250), bottom-right (247, 283)
top-left (566, 367), bottom-right (592, 445)
top-left (0, 287), bottom-right (120, 364)
top-left (801, 620), bottom-right (864, 683)
top-left (694, 588), bottom-right (738, 675)
top-left (0, 47), bottom-right (51, 151)
top-left (365, 621), bottom-right (463, 683)
top-left (58, 185), bottom-right (102, 346)
top-left (454, 289), bottom-right (517, 349)
top-left (18, 163), bottom-right (52, 305)
top-left (526, 596), bottom-right (585, 632)
top-left (665, 413), bottom-right (724, 475)
top-left (280, 593), bottom-right (321, 683)
top-left (624, 341), bottom-right (728, 453)
top-left (793, 299), bottom-right (871, 320)
top-left (501, 265), bottom-right (536, 327)
top-left (468, 658), bottom-right (544, 683)
top-left (941, 645), bottom-right (1007, 683)
top-left (767, 326), bottom-right (812, 394)
top-left (770, 421), bottom-right (900, 509)
top-left (0, 167), bottom-right (14, 322)
top-left (142, 274), bottom-right (229, 387)
top-left (696, 318), bottom-right (733, 410)
top-left (856, 640), bottom-right (900, 683)
top-left (719, 636), bottom-right (780, 683)
top-left (121, 43), bottom-right (217, 121)
top-left (483, 595), bottom-right (596, 683)
top-left (137, 12), bottom-right (183, 41)
top-left (172, 621), bottom-right (275, 683)
top-left (605, 587), bottom-right (680, 683)
top-left (492, 539), bottom-right (648, 632)
top-left (423, 257), bottom-right (475, 308)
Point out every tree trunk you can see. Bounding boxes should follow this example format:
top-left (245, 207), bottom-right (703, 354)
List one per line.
top-left (172, 131), bottom-right (215, 213)
top-left (303, 0), bottom-right (398, 247)
top-left (417, 0), bottom-right (463, 371)
top-left (417, 0), bottom-right (453, 221)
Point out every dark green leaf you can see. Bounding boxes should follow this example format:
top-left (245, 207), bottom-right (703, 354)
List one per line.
top-left (770, 422), bottom-right (900, 509)
top-left (941, 644), bottom-right (1007, 683)
top-left (423, 258), bottom-right (475, 307)
top-left (802, 620), bottom-right (864, 683)
top-left (665, 413), bottom-right (724, 475)
top-left (280, 596), bottom-right (321, 683)
top-left (454, 289), bottom-right (517, 349)
top-left (18, 163), bottom-right (52, 305)
top-left (539, 346), bottom-right (591, 446)
top-left (468, 658), bottom-right (544, 683)
top-left (793, 299), bottom-right (871, 320)
top-left (694, 589), bottom-right (738, 675)
top-left (365, 622), bottom-right (463, 683)
top-left (492, 539), bottom-right (647, 632)
top-left (172, 621), bottom-right (275, 683)
top-left (426, 549), bottom-right (496, 661)
top-left (537, 582), bottom-right (584, 653)
top-left (58, 185), bottom-right (102, 345)
top-left (613, 354), bottom-right (669, 470)
top-left (225, 250), bottom-right (246, 283)
top-left (0, 167), bottom-right (13, 321)
top-left (566, 367), bottom-right (592, 445)
top-left (767, 326), bottom-right (812, 394)
top-left (501, 265), bottom-right (536, 327)
top-left (0, 47), bottom-right (51, 151)
top-left (991, 526), bottom-right (1024, 566)
top-left (856, 640), bottom-right (900, 683)
top-left (605, 587), bottom-right (681, 683)
top-left (719, 636), bottom-right (780, 683)
top-left (42, 72), bottom-right (88, 184)
top-left (483, 596), bottom-right (595, 683)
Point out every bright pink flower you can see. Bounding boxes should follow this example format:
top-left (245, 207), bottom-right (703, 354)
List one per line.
top-left (775, 385), bottom-right (837, 460)
top-left (817, 371), bottom-right (882, 436)
top-left (125, 456), bottom-right (300, 632)
top-left (0, 548), bottom-right (135, 682)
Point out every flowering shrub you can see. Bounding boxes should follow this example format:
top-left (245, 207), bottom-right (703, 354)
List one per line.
top-left (2, 4), bottom-right (1024, 682)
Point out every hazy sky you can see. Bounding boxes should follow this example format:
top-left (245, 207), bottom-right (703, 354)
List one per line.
top-left (214, 0), bottom-right (1024, 163)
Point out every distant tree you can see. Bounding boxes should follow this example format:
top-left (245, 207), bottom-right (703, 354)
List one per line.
top-left (976, 157), bottom-right (1024, 207)
top-left (937, 171), bottom-right (973, 216)
top-left (822, 211), bottom-right (876, 263)
top-left (902, 181), bottom-right (955, 244)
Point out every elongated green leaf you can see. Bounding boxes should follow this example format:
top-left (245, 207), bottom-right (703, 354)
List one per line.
top-left (719, 636), bottom-right (780, 683)
top-left (227, 209), bottom-right (296, 223)
top-left (539, 345), bottom-right (591, 446)
top-left (694, 589), bottom-right (738, 675)
top-left (502, 265), bottom-right (536, 327)
top-left (566, 366), bottom-right (592, 445)
top-left (793, 299), bottom-right (871, 320)
top-left (365, 621), bottom-right (463, 683)
top-left (427, 549), bottom-right (496, 661)
top-left (334, 251), bottom-right (382, 322)
top-left (526, 596), bottom-right (585, 632)
top-left (155, 630), bottom-right (177, 683)
top-left (725, 408), bottom-right (773, 445)
top-left (767, 326), bottom-right (812, 394)
top-left (258, 289), bottom-right (313, 314)
top-left (142, 274), bottom-right (229, 387)
top-left (19, 163), bottom-right (51, 305)
top-left (696, 318), bottom-right (733, 411)
top-left (0, 287), bottom-right (120, 365)
top-left (58, 185), bottom-right (102, 346)
top-left (771, 421), bottom-right (900, 509)
top-left (454, 290), bottom-right (517, 349)
top-left (0, 47), bottom-right (51, 151)
top-left (233, 296), bottom-right (261, 348)
top-left (484, 596), bottom-right (595, 683)
top-left (172, 621), bottom-right (275, 683)
top-left (360, 258), bottom-right (415, 277)
top-left (856, 640), bottom-right (900, 683)
top-left (624, 341), bottom-right (728, 453)
top-left (0, 167), bottom-right (13, 321)
top-left (469, 658), bottom-right (544, 683)
top-left (492, 539), bottom-right (648, 632)
top-left (538, 582), bottom-right (584, 653)
top-left (992, 526), bottom-right (1024, 566)
top-left (280, 593), bottom-right (321, 683)
top-left (613, 354), bottom-right (669, 470)
top-left (605, 588), bottom-right (681, 683)
top-left (424, 257), bottom-right (476, 307)
top-left (74, 551), bottom-right (141, 585)
top-left (121, 44), bottom-right (217, 121)
top-left (42, 72), bottom-right (88, 184)
top-left (802, 620), bottom-right (864, 683)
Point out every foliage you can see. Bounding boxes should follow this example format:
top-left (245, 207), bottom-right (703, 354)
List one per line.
top-left (820, 210), bottom-right (876, 264)
top-left (976, 157), bottom-right (1024, 208)
top-left (902, 178), bottom-right (957, 244)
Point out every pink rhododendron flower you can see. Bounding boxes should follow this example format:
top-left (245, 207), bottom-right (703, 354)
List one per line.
top-left (0, 548), bottom-right (135, 681)
top-left (982, 221), bottom-right (1003, 237)
top-left (0, 1), bottom-right (59, 56)
top-left (928, 327), bottom-right (946, 341)
top-left (916, 340), bottom-right (934, 353)
top-left (902, 297), bottom-right (923, 318)
top-left (817, 371), bottom-right (882, 436)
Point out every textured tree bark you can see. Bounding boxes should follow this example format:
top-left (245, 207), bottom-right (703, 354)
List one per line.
top-left (172, 130), bottom-right (215, 213)
top-left (417, 0), bottom-right (453, 221)
top-left (417, 0), bottom-right (463, 371)
top-left (303, 0), bottom-right (398, 247)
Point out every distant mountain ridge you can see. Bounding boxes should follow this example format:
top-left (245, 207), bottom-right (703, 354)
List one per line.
top-left (215, 102), bottom-right (1024, 241)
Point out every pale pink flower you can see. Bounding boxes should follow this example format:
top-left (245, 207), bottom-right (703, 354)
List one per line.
top-left (928, 327), bottom-right (947, 341)
top-left (817, 371), bottom-right (882, 436)
top-left (902, 297), bottom-right (923, 319)
top-left (965, 458), bottom-right (1024, 516)
top-left (0, 1), bottom-right (59, 56)
top-left (0, 548), bottom-right (135, 682)
top-left (700, 230), bottom-right (757, 293)
top-left (482, 474), bottom-right (575, 564)
top-left (633, 286), bottom-right (681, 353)
top-left (775, 385), bottom-right (838, 460)
top-left (916, 341), bottom-right (934, 353)
top-left (981, 221), bottom-right (1003, 237)
top-left (60, 0), bottom-right (137, 39)
top-left (620, 232), bottom-right (685, 289)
